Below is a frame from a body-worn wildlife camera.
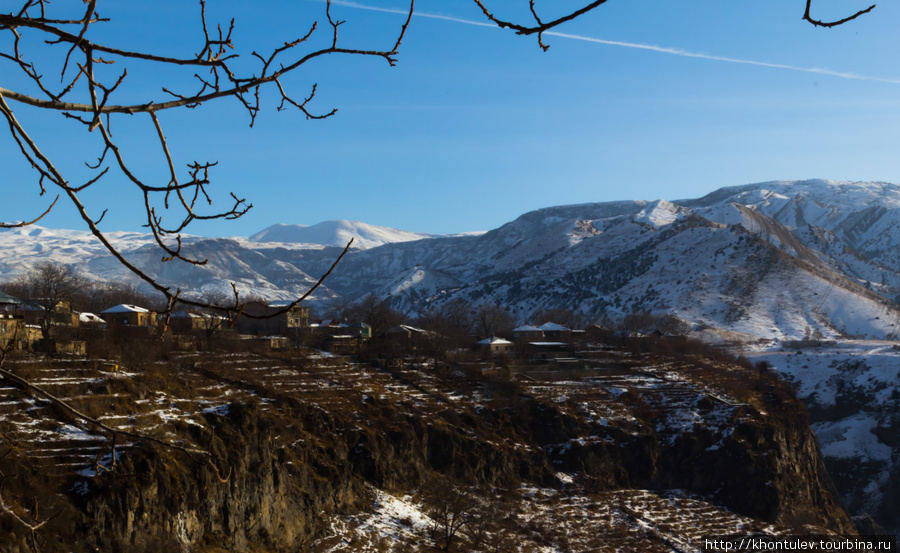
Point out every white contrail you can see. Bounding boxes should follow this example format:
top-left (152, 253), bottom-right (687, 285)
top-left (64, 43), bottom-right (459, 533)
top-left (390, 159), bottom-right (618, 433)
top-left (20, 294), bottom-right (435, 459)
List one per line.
top-left (328, 0), bottom-right (900, 85)
top-left (545, 31), bottom-right (900, 85)
top-left (330, 0), bottom-right (495, 27)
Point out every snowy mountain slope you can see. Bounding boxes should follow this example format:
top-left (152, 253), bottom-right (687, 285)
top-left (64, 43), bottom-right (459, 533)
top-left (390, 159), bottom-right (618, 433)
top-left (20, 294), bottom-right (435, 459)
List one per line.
top-left (372, 266), bottom-right (465, 311)
top-left (98, 239), bottom-right (346, 302)
top-left (249, 220), bottom-right (439, 249)
top-left (0, 225), bottom-right (163, 277)
top-left (0, 226), bottom-right (345, 301)
top-left (747, 342), bottom-right (900, 535)
top-left (684, 180), bottom-right (900, 300)
top-left (2, 180), bottom-right (900, 341)
top-left (321, 200), bottom-right (900, 340)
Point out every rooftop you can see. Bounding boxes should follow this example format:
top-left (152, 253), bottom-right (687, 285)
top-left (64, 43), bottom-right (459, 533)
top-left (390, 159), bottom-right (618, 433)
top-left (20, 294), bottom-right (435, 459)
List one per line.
top-left (0, 291), bottom-right (22, 305)
top-left (477, 337), bottom-right (512, 345)
top-left (101, 304), bottom-right (150, 314)
top-left (539, 322), bottom-right (571, 332)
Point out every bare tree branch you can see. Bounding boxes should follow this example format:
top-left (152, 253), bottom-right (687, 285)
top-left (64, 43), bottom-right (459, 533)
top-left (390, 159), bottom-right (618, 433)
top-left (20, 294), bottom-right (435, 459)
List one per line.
top-left (0, 485), bottom-right (47, 544)
top-left (0, 362), bottom-right (214, 463)
top-left (0, 195), bottom-right (58, 228)
top-left (803, 0), bottom-right (875, 28)
top-left (471, 0), bottom-right (611, 50)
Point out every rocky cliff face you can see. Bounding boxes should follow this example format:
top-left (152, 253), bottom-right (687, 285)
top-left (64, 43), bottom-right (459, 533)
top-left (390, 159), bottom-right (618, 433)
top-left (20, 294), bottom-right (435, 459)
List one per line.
top-left (0, 343), bottom-right (855, 551)
top-left (78, 402), bottom-right (367, 553)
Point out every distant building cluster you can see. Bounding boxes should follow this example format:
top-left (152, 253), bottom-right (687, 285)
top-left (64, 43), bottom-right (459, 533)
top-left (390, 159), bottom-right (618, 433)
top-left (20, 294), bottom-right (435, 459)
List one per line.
top-left (1, 286), bottom-right (685, 375)
top-left (0, 293), bottom-right (362, 354)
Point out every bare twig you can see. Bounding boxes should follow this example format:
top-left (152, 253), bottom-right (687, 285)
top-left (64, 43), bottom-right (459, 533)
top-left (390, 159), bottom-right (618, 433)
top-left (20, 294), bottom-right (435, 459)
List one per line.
top-left (0, 195), bottom-right (58, 228)
top-left (0, 485), bottom-right (47, 536)
top-left (471, 0), bottom-right (610, 49)
top-left (2, 0), bottom-right (872, 328)
top-left (803, 0), bottom-right (875, 27)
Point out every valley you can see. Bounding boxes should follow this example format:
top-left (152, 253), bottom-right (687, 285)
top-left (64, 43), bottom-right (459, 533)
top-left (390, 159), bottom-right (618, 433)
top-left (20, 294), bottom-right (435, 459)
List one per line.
top-left (2, 179), bottom-right (899, 547)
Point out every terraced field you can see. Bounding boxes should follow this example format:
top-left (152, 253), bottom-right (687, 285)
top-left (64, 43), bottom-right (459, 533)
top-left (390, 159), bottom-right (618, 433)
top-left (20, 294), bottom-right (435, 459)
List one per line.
top-left (0, 349), bottom-right (841, 551)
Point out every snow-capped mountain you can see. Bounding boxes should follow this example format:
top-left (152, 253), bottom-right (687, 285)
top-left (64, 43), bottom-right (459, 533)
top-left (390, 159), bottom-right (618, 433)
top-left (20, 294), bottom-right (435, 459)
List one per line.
top-left (0, 219), bottom-right (443, 300)
top-left (3, 180), bottom-right (900, 341)
top-left (682, 179), bottom-right (900, 303)
top-left (249, 220), bottom-right (438, 249)
top-left (313, 181), bottom-right (900, 341)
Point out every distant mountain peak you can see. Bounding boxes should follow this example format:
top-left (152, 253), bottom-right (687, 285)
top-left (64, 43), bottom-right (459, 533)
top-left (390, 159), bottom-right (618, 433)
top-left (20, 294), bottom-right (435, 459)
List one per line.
top-left (248, 220), bottom-right (437, 250)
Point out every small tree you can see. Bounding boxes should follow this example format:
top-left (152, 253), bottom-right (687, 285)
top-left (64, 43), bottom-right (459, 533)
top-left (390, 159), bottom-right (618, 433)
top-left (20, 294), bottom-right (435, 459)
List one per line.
top-left (423, 480), bottom-right (520, 553)
top-left (474, 303), bottom-right (516, 339)
top-left (3, 262), bottom-right (83, 340)
top-left (345, 296), bottom-right (407, 337)
top-left (423, 480), bottom-right (480, 552)
top-left (416, 299), bottom-right (475, 349)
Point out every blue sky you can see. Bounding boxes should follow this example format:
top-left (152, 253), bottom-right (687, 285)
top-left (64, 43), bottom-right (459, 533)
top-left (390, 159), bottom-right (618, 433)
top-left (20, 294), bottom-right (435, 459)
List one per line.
top-left (3, 0), bottom-right (900, 236)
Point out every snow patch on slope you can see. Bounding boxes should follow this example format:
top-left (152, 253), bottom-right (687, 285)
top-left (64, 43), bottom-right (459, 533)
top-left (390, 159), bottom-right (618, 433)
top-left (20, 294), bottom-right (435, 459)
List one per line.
top-left (633, 199), bottom-right (684, 228)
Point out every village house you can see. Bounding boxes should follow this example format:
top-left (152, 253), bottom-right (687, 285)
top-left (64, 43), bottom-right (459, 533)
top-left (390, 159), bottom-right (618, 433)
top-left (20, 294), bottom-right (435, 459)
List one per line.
top-left (310, 320), bottom-right (372, 339)
top-left (6, 296), bottom-right (83, 351)
top-left (383, 324), bottom-right (430, 340)
top-left (538, 322), bottom-right (573, 342)
top-left (0, 291), bottom-right (25, 349)
top-left (477, 336), bottom-right (513, 355)
top-left (326, 334), bottom-right (360, 355)
top-left (306, 320), bottom-right (372, 353)
top-left (233, 302), bottom-right (309, 337)
top-left (527, 341), bottom-right (571, 360)
top-left (309, 319), bottom-right (346, 335)
top-left (100, 304), bottom-right (154, 326)
top-left (0, 291), bottom-right (21, 313)
top-left (344, 322), bottom-right (372, 339)
top-left (22, 298), bottom-right (78, 329)
top-left (78, 313), bottom-right (106, 327)
top-left (169, 309), bottom-right (206, 332)
top-left (379, 324), bottom-right (433, 350)
top-left (585, 324), bottom-right (615, 344)
top-left (168, 309), bottom-right (228, 334)
top-left (512, 324), bottom-right (544, 342)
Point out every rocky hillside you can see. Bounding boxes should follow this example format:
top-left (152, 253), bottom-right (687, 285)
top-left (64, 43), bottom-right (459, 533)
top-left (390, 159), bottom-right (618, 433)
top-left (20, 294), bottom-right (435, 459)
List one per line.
top-left (4, 180), bottom-right (899, 341)
top-left (748, 341), bottom-right (900, 536)
top-left (0, 338), bottom-right (856, 552)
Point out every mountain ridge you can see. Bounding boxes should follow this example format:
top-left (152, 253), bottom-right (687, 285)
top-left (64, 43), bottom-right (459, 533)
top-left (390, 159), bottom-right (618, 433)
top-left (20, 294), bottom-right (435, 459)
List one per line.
top-left (3, 179), bottom-right (900, 341)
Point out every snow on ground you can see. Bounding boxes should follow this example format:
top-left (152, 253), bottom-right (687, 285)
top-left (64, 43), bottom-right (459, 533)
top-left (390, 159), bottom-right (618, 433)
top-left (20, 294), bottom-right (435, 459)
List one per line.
top-left (315, 488), bottom-right (433, 553)
top-left (1, 347), bottom-right (853, 548)
top-left (312, 484), bottom-right (791, 553)
top-left (744, 339), bottom-right (899, 530)
top-left (745, 340), bottom-right (900, 406)
top-left (632, 199), bottom-right (684, 228)
top-left (812, 415), bottom-right (892, 462)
